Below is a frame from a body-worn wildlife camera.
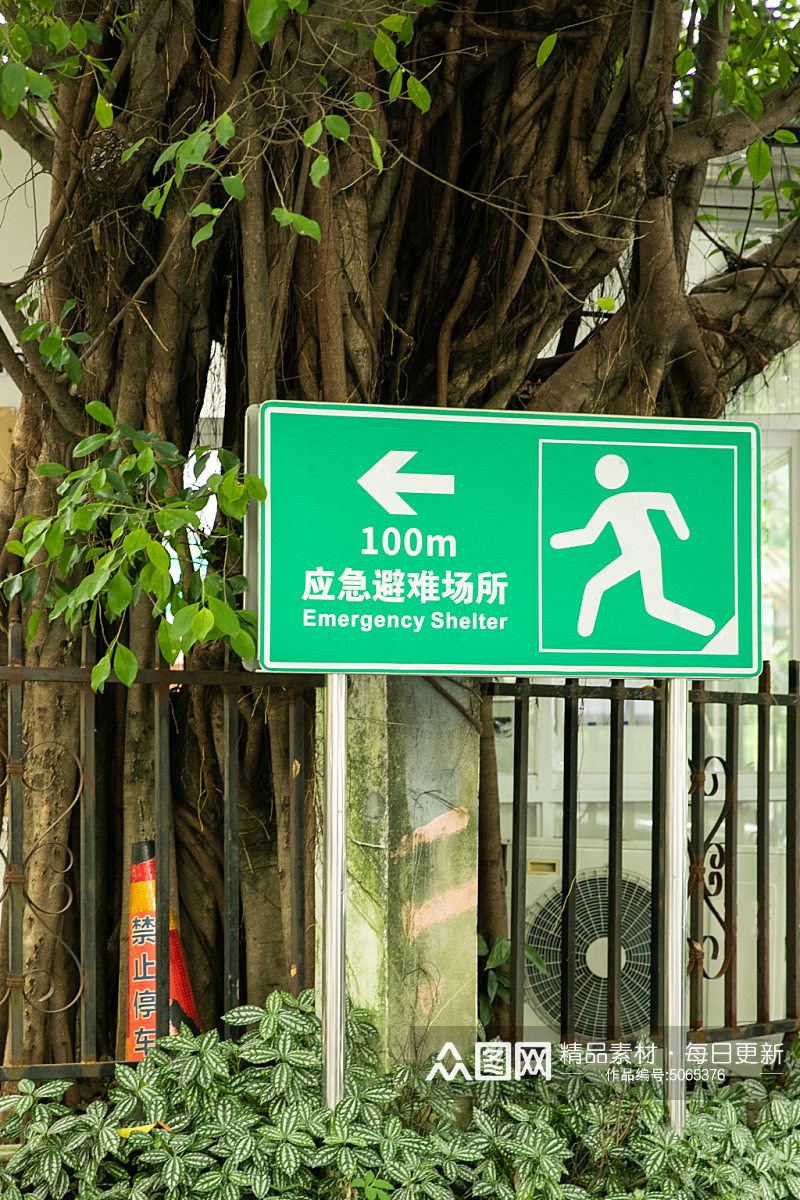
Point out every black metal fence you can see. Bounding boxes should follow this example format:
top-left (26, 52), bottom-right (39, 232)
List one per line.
top-left (496, 664), bottom-right (800, 1047)
top-left (0, 613), bottom-right (321, 1081)
top-left (2, 633), bottom-right (798, 1078)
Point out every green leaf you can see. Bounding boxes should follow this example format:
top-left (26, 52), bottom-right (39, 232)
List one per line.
top-left (146, 540), bottom-right (171, 573)
top-left (91, 652), bottom-right (112, 693)
top-left (536, 31), bottom-right (557, 67)
top-left (44, 523), bottom-right (64, 559)
top-left (158, 619), bottom-right (178, 665)
top-left (225, 1004), bottom-right (267, 1025)
top-left (192, 608), bottom-right (215, 640)
top-left (175, 126), bottom-right (212, 176)
top-left (40, 330), bottom-right (63, 357)
top-left (26, 610), bottom-right (41, 648)
top-left (71, 21), bottom-right (88, 51)
top-left (324, 114), bottom-right (350, 141)
top-left (406, 74), bottom-right (431, 113)
top-left (141, 561), bottom-right (172, 608)
top-left (36, 462), bottom-right (68, 477)
top-left (247, 0), bottom-right (282, 46)
top-left (354, 91), bottom-right (373, 109)
top-left (123, 529), bottom-right (150, 558)
top-left (121, 137), bottom-right (148, 164)
top-left (216, 111), bottom-right (235, 147)
top-left (2, 62), bottom-right (28, 112)
top-left (3, 573), bottom-right (22, 601)
top-left (152, 142), bottom-right (179, 173)
top-left (381, 12), bottom-right (408, 31)
top-left (388, 68), bottom-right (404, 103)
top-left (229, 627), bottom-right (256, 660)
top-left (74, 432), bottom-right (112, 457)
top-left (137, 446), bottom-right (155, 474)
top-left (746, 138), bottom-right (772, 186)
top-left (310, 155), bottom-right (330, 187)
top-left (189, 202), bottom-right (219, 218)
top-left (773, 129), bottom-right (798, 144)
top-left (73, 506), bottom-right (100, 532)
top-left (485, 937), bottom-right (510, 970)
top-left (20, 321), bottom-right (47, 343)
top-left (5, 540), bottom-right (26, 557)
top-left (143, 185), bottom-right (163, 213)
top-left (373, 29), bottom-right (399, 73)
top-left (86, 400), bottom-right (115, 427)
top-left (49, 18), bottom-right (71, 52)
top-left (777, 46), bottom-right (793, 89)
top-left (369, 134), bottom-right (384, 172)
top-left (675, 47), bottom-right (695, 77)
top-left (26, 67), bottom-right (51, 101)
top-left (171, 602), bottom-right (199, 642)
top-left (596, 296), bottom-right (616, 311)
top-left (191, 221), bottom-right (216, 249)
top-left (303, 120), bottom-right (323, 147)
top-left (207, 596), bottom-right (240, 637)
top-left (8, 25), bottom-right (32, 61)
top-left (19, 566), bottom-right (39, 607)
top-left (242, 474), bottom-right (267, 501)
top-left (113, 642), bottom-right (138, 687)
top-left (221, 173), bottom-right (246, 200)
top-left (271, 207), bottom-right (321, 242)
top-left (524, 943), bottom-right (546, 971)
top-left (106, 571), bottom-right (133, 616)
top-left (742, 84), bottom-right (764, 121)
top-left (64, 348), bottom-right (83, 385)
top-left (149, 178), bottom-right (173, 219)
top-left (95, 93), bottom-right (114, 129)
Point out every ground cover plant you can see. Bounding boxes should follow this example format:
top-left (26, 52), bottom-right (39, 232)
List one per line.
top-left (2, 992), bottom-right (800, 1200)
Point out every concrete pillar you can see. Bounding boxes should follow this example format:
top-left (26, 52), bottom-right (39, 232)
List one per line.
top-left (343, 675), bottom-right (479, 1066)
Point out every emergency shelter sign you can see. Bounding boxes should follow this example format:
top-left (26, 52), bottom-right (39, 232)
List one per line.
top-left (245, 402), bottom-right (760, 677)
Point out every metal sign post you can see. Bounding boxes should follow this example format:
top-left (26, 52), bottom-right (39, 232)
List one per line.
top-left (664, 677), bottom-right (688, 1131)
top-left (323, 673), bottom-right (347, 1109)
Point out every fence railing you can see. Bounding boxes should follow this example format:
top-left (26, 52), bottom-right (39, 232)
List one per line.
top-left (495, 664), bottom-right (800, 1047)
top-left (0, 613), bottom-right (321, 1080)
top-left (2, 629), bottom-right (797, 1077)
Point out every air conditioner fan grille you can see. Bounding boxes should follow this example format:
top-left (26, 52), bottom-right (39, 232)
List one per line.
top-left (525, 869), bottom-right (651, 1040)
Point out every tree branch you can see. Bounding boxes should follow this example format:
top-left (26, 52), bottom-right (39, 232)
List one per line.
top-left (0, 287), bottom-right (82, 435)
top-left (310, 153), bottom-right (347, 404)
top-left (672, 1), bottom-right (732, 278)
top-left (669, 82), bottom-right (800, 169)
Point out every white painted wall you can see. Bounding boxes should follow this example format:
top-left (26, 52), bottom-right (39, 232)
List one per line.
top-left (0, 133), bottom-right (51, 412)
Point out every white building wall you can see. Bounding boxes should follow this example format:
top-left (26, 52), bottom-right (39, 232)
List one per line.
top-left (0, 133), bottom-right (51, 414)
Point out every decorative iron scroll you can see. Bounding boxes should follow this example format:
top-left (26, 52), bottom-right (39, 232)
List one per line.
top-left (687, 753), bottom-right (732, 982)
top-left (0, 740), bottom-right (85, 1015)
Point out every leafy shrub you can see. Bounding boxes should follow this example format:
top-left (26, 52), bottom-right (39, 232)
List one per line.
top-left (2, 991), bottom-right (800, 1200)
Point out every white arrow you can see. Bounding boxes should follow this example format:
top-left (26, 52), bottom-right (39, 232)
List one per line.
top-left (357, 450), bottom-right (455, 515)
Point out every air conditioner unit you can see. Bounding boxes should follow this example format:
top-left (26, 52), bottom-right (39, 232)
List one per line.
top-left (514, 838), bottom-right (785, 1042)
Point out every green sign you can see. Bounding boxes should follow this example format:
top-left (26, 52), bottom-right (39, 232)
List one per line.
top-left (245, 402), bottom-right (760, 677)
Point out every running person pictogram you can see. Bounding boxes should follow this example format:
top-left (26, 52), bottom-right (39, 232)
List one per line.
top-left (549, 453), bottom-right (715, 639)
